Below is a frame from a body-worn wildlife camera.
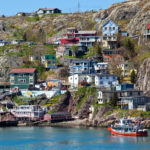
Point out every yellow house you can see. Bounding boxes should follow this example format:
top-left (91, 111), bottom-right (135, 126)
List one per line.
top-left (30, 56), bottom-right (41, 64)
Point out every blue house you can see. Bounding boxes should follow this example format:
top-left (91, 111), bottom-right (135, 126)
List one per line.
top-left (69, 59), bottom-right (97, 75)
top-left (102, 20), bottom-right (120, 49)
top-left (102, 20), bottom-right (119, 37)
top-left (95, 74), bottom-right (119, 88)
top-left (116, 83), bottom-right (134, 91)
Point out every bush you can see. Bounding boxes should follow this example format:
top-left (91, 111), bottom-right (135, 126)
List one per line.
top-left (25, 15), bottom-right (40, 22)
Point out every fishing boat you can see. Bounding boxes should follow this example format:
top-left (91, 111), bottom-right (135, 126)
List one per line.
top-left (108, 118), bottom-right (148, 136)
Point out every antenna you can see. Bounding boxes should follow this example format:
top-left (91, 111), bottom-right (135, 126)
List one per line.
top-left (78, 0), bottom-right (80, 13)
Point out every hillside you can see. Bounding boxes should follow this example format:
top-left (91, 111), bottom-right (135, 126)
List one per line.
top-left (0, 0), bottom-right (150, 91)
top-left (0, 0), bottom-right (150, 40)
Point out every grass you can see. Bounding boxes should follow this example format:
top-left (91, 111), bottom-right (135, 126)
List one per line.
top-left (137, 51), bottom-right (150, 62)
top-left (14, 96), bottom-right (26, 105)
top-left (0, 45), bottom-right (8, 55)
top-left (103, 108), bottom-right (150, 118)
top-left (45, 45), bottom-right (56, 55)
top-left (25, 16), bottom-right (40, 22)
top-left (74, 86), bottom-right (97, 110)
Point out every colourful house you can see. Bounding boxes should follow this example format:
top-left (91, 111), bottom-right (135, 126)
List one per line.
top-left (60, 27), bottom-right (79, 44)
top-left (29, 56), bottom-right (41, 64)
top-left (10, 68), bottom-right (37, 89)
top-left (75, 30), bottom-right (100, 47)
top-left (103, 49), bottom-right (124, 64)
top-left (102, 20), bottom-right (119, 49)
top-left (41, 55), bottom-right (56, 69)
top-left (47, 79), bottom-right (62, 89)
top-left (144, 23), bottom-right (150, 39)
top-left (69, 59), bottom-right (98, 75)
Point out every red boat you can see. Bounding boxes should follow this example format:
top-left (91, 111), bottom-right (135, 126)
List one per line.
top-left (108, 118), bottom-right (148, 137)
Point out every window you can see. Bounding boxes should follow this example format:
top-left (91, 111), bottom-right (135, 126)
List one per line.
top-left (10, 80), bottom-right (14, 84)
top-left (109, 27), bottom-right (111, 30)
top-left (18, 74), bottom-right (23, 77)
top-left (106, 76), bottom-right (109, 79)
top-left (100, 81), bottom-right (103, 85)
top-left (108, 81), bottom-right (112, 85)
top-left (18, 79), bottom-right (26, 84)
top-left (105, 27), bottom-right (107, 30)
top-left (130, 92), bottom-right (132, 96)
top-left (76, 63), bottom-right (80, 66)
top-left (113, 27), bottom-right (115, 30)
top-left (113, 76), bottom-right (116, 80)
top-left (30, 79), bottom-right (33, 83)
top-left (105, 57), bottom-right (110, 61)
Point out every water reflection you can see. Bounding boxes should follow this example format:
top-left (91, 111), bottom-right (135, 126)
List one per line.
top-left (0, 127), bottom-right (149, 150)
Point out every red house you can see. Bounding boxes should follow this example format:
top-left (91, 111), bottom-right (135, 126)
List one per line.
top-left (60, 27), bottom-right (79, 44)
top-left (103, 49), bottom-right (124, 64)
top-left (144, 24), bottom-right (150, 39)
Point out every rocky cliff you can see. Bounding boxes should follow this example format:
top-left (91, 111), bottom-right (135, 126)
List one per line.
top-left (136, 58), bottom-right (150, 95)
top-left (48, 87), bottom-right (150, 128)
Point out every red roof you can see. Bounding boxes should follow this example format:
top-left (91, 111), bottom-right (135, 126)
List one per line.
top-left (10, 68), bottom-right (36, 74)
top-left (147, 24), bottom-right (150, 30)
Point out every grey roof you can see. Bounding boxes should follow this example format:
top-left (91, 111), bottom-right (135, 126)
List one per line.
top-left (38, 8), bottom-right (61, 11)
top-left (70, 58), bottom-right (97, 62)
top-left (76, 30), bottom-right (97, 34)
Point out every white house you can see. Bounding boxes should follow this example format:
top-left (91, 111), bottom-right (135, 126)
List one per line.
top-left (0, 40), bottom-right (10, 46)
top-left (120, 96), bottom-right (150, 111)
top-left (11, 39), bottom-right (23, 45)
top-left (36, 8), bottom-right (61, 16)
top-left (118, 61), bottom-right (136, 77)
top-left (75, 30), bottom-right (101, 47)
top-left (68, 74), bottom-right (94, 87)
top-left (10, 105), bottom-right (45, 120)
top-left (95, 74), bottom-right (118, 88)
top-left (94, 62), bottom-right (109, 74)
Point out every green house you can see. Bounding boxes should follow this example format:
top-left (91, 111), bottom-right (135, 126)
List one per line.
top-left (41, 55), bottom-right (56, 69)
top-left (10, 68), bottom-right (37, 89)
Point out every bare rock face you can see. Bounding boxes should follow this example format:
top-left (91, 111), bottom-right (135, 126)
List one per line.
top-left (127, 1), bottom-right (150, 35)
top-left (94, 0), bottom-right (140, 32)
top-left (136, 58), bottom-right (150, 94)
top-left (0, 55), bottom-right (22, 82)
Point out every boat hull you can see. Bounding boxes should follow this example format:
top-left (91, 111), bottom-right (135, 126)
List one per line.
top-left (108, 128), bottom-right (148, 137)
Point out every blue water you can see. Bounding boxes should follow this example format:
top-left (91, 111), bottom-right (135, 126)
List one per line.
top-left (0, 127), bottom-right (149, 150)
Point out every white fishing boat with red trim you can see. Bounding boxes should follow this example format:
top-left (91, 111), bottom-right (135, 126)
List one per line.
top-left (108, 118), bottom-right (148, 137)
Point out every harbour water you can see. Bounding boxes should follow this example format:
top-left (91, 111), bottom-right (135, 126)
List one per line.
top-left (0, 127), bottom-right (150, 150)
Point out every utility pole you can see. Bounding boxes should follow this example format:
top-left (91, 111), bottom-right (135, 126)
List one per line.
top-left (78, 0), bottom-right (80, 13)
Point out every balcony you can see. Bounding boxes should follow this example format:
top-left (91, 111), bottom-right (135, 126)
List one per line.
top-left (103, 36), bottom-right (117, 41)
top-left (79, 36), bottom-right (101, 42)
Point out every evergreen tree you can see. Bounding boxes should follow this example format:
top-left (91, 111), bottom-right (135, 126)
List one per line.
top-left (95, 42), bottom-right (103, 62)
top-left (71, 45), bottom-right (78, 56)
top-left (111, 92), bottom-right (119, 107)
top-left (23, 32), bottom-right (27, 41)
top-left (130, 70), bottom-right (137, 84)
top-left (122, 37), bottom-right (136, 57)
